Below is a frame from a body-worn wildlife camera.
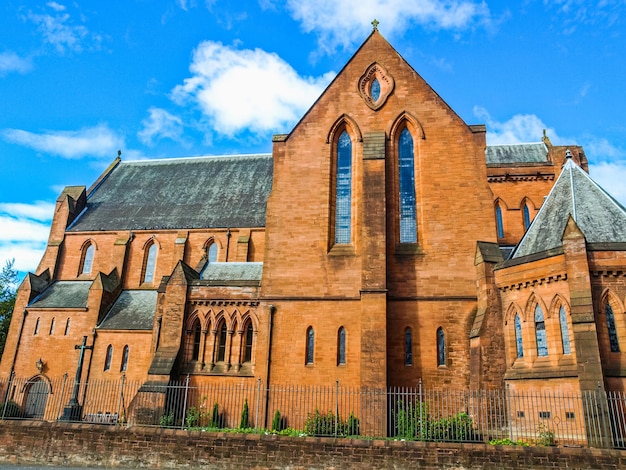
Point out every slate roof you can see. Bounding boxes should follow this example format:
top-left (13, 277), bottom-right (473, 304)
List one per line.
top-left (68, 154), bottom-right (273, 232)
top-left (200, 262), bottom-right (263, 285)
top-left (28, 281), bottom-right (91, 309)
top-left (486, 143), bottom-right (549, 165)
top-left (510, 157), bottom-right (626, 259)
top-left (98, 290), bottom-right (157, 330)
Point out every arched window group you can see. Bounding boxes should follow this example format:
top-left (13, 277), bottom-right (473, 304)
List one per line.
top-left (303, 326), bottom-right (347, 366)
top-left (103, 344), bottom-right (130, 372)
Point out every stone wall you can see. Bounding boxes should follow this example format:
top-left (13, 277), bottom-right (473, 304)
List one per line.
top-left (1, 421), bottom-right (624, 470)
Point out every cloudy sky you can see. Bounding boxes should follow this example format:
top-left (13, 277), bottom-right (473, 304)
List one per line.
top-left (1, 0), bottom-right (626, 275)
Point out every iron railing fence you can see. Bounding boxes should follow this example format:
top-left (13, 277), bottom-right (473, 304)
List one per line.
top-left (1, 375), bottom-right (625, 448)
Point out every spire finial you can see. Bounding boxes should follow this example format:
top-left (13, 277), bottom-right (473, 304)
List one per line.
top-left (565, 148), bottom-right (573, 159)
top-left (372, 19), bottom-right (379, 31)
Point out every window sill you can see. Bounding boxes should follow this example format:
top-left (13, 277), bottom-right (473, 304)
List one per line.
top-left (328, 244), bottom-right (356, 256)
top-left (394, 243), bottom-right (423, 256)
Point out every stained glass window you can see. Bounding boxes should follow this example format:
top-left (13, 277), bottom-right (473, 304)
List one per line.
top-left (535, 305), bottom-right (548, 357)
top-left (244, 322), bottom-right (254, 363)
top-left (371, 78), bottom-right (381, 101)
top-left (335, 131), bottom-right (352, 244)
top-left (192, 320), bottom-right (201, 361)
top-left (120, 345), bottom-right (129, 372)
top-left (437, 327), bottom-right (446, 366)
top-left (337, 327), bottom-right (346, 365)
top-left (496, 205), bottom-right (504, 239)
top-left (143, 243), bottom-right (157, 284)
top-left (49, 318), bottom-right (55, 335)
top-left (405, 327), bottom-right (413, 366)
top-left (606, 303), bottom-right (620, 352)
top-left (104, 345), bottom-right (113, 371)
top-left (217, 322), bottom-right (227, 362)
top-left (82, 243), bottom-right (95, 274)
top-left (514, 314), bottom-right (523, 358)
top-left (398, 128), bottom-right (417, 243)
top-left (64, 318), bottom-right (70, 336)
top-left (559, 306), bottom-right (571, 355)
top-left (523, 204), bottom-right (531, 230)
top-left (208, 243), bottom-right (218, 263)
top-left (306, 327), bottom-right (315, 364)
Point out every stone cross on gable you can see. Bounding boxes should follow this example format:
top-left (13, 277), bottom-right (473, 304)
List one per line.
top-left (372, 19), bottom-right (379, 31)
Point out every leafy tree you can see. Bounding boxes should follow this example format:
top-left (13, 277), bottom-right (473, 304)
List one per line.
top-left (0, 259), bottom-right (18, 360)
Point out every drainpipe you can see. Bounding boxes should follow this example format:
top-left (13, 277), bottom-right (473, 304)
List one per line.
top-left (264, 304), bottom-right (275, 429)
top-left (225, 227), bottom-right (231, 262)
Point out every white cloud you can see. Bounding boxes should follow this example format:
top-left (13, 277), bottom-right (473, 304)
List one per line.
top-left (1, 124), bottom-right (124, 159)
top-left (0, 51), bottom-right (33, 76)
top-left (286, 0), bottom-right (491, 53)
top-left (0, 201), bottom-right (54, 273)
top-left (26, 3), bottom-right (102, 54)
top-left (473, 106), bottom-right (558, 144)
top-left (171, 41), bottom-right (335, 136)
top-left (589, 161), bottom-right (626, 207)
top-left (138, 107), bottom-right (185, 146)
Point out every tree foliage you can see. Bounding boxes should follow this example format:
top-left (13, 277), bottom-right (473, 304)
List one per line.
top-left (0, 259), bottom-right (18, 360)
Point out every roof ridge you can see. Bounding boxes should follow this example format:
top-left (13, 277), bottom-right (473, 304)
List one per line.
top-left (123, 153), bottom-right (272, 164)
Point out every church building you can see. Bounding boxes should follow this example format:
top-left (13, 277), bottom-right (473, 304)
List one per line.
top-left (2, 28), bottom-right (626, 426)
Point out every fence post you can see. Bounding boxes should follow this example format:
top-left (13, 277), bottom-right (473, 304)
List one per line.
top-left (117, 374), bottom-right (126, 425)
top-left (56, 373), bottom-right (68, 420)
top-left (255, 377), bottom-right (261, 430)
top-left (335, 379), bottom-right (339, 437)
top-left (506, 383), bottom-right (513, 442)
top-left (181, 374), bottom-right (190, 429)
top-left (418, 379), bottom-right (423, 441)
top-left (1, 371), bottom-right (15, 419)
top-left (598, 382), bottom-right (612, 449)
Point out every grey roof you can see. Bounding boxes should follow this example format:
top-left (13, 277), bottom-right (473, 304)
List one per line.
top-left (98, 290), bottom-right (157, 330)
top-left (200, 262), bottom-right (263, 283)
top-left (68, 154), bottom-right (273, 232)
top-left (28, 281), bottom-right (91, 309)
top-left (511, 158), bottom-right (626, 259)
top-left (486, 143), bottom-right (549, 165)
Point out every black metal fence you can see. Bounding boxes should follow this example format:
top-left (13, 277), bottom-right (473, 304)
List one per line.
top-left (1, 375), bottom-right (625, 448)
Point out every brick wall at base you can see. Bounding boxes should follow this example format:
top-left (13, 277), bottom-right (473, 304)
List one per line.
top-left (1, 421), bottom-right (625, 470)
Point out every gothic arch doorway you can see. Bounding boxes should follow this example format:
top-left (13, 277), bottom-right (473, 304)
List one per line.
top-left (24, 378), bottom-right (50, 418)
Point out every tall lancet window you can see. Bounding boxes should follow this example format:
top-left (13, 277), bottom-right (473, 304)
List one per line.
top-left (559, 306), bottom-right (571, 355)
top-left (335, 130), bottom-right (352, 244)
top-left (398, 128), bottom-right (417, 243)
top-left (514, 314), bottom-right (524, 358)
top-left (496, 204), bottom-right (504, 239)
top-left (535, 305), bottom-right (548, 357)
top-left (523, 204), bottom-right (531, 230)
top-left (606, 303), bottom-right (620, 352)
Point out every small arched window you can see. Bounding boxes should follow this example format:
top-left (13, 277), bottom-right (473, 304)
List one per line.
top-left (81, 243), bottom-right (95, 274)
top-left (398, 127), bottom-right (417, 243)
top-left (64, 318), bottom-right (70, 336)
top-left (217, 321), bottom-right (227, 362)
top-left (243, 322), bottom-right (254, 363)
top-left (34, 317), bottom-right (40, 335)
top-left (404, 327), bottom-right (413, 366)
top-left (306, 326), bottom-right (315, 364)
top-left (535, 305), bottom-right (548, 357)
top-left (335, 130), bottom-right (352, 244)
top-left (104, 345), bottom-right (113, 371)
top-left (49, 317), bottom-right (55, 335)
top-left (337, 326), bottom-right (346, 365)
top-left (143, 242), bottom-right (158, 284)
top-left (559, 306), bottom-right (571, 355)
top-left (523, 204), bottom-right (531, 230)
top-left (120, 345), bottom-right (129, 372)
top-left (606, 303), bottom-right (620, 352)
top-left (192, 320), bottom-right (201, 361)
top-left (208, 243), bottom-right (218, 263)
top-left (437, 327), bottom-right (446, 366)
top-left (514, 314), bottom-right (524, 358)
top-left (496, 204), bottom-right (504, 239)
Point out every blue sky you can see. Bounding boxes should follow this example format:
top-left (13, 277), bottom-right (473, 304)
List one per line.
top-left (1, 0), bottom-right (626, 274)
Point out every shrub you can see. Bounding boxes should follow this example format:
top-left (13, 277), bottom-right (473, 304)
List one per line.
top-left (0, 400), bottom-right (21, 418)
top-left (159, 410), bottom-right (174, 427)
top-left (304, 409), bottom-right (360, 437)
top-left (209, 402), bottom-right (220, 428)
top-left (239, 399), bottom-right (249, 429)
top-left (271, 410), bottom-right (283, 432)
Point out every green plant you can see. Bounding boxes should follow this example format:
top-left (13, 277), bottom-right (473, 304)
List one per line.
top-left (210, 402), bottom-right (220, 428)
top-left (239, 399), bottom-right (249, 429)
top-left (536, 422), bottom-right (555, 446)
top-left (0, 400), bottom-right (21, 418)
top-left (489, 438), bottom-right (529, 446)
top-left (159, 410), bottom-right (174, 427)
top-left (394, 399), bottom-right (428, 440)
top-left (345, 412), bottom-right (360, 436)
top-left (304, 409), bottom-right (360, 437)
top-left (186, 406), bottom-right (200, 428)
top-left (271, 410), bottom-right (283, 432)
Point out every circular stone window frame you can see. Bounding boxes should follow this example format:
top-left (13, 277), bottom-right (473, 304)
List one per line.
top-left (357, 62), bottom-right (395, 111)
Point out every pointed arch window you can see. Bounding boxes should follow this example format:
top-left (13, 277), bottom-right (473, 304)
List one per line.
top-left (49, 317), bottom-right (55, 335)
top-left (120, 345), bottom-right (129, 372)
top-left (335, 130), bottom-right (352, 244)
top-left (64, 318), bottom-right (70, 336)
top-left (192, 320), bottom-right (201, 361)
top-left (34, 317), bottom-right (40, 335)
top-left (337, 327), bottom-right (346, 365)
top-left (217, 321), bottom-right (227, 362)
top-left (559, 306), bottom-right (571, 355)
top-left (404, 327), bottom-right (413, 366)
top-left (81, 243), bottom-right (95, 274)
top-left (306, 326), bottom-right (315, 364)
top-left (104, 345), bottom-right (113, 371)
top-left (143, 242), bottom-right (158, 284)
top-left (496, 204), bottom-right (504, 239)
top-left (523, 204), bottom-right (531, 230)
top-left (514, 314), bottom-right (524, 358)
top-left (535, 305), bottom-right (548, 357)
top-left (606, 303), bottom-right (620, 352)
top-left (398, 127), bottom-right (417, 243)
top-left (243, 322), bottom-right (254, 363)
top-left (437, 327), bottom-right (446, 366)
top-left (208, 243), bottom-right (218, 263)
